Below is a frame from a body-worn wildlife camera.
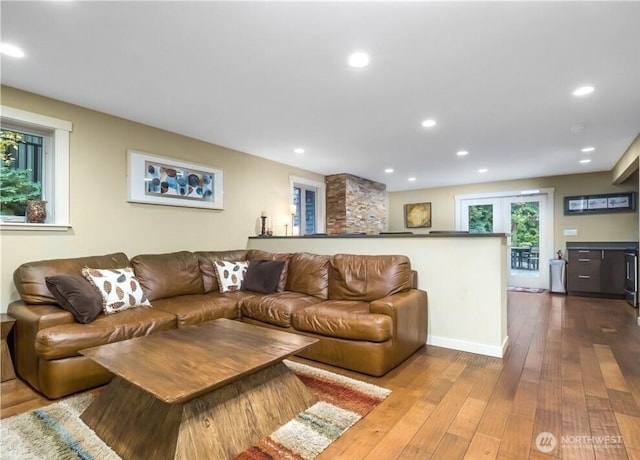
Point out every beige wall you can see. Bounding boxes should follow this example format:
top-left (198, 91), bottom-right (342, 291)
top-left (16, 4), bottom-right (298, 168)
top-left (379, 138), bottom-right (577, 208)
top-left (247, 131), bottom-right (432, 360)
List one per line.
top-left (388, 171), bottom-right (639, 252)
top-left (0, 86), bottom-right (324, 311)
top-left (612, 134), bottom-right (640, 184)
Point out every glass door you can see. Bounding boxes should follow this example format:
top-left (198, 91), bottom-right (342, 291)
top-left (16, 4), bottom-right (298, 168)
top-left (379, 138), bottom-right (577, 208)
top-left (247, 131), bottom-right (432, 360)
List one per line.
top-left (507, 196), bottom-right (544, 289)
top-left (292, 186), bottom-right (317, 235)
top-left (458, 193), bottom-right (549, 289)
top-left (460, 198), bottom-right (501, 234)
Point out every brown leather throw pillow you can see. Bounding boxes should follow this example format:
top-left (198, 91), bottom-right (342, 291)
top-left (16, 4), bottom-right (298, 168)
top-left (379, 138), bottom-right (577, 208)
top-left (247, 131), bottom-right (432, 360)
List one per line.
top-left (242, 259), bottom-right (286, 294)
top-left (45, 274), bottom-right (103, 323)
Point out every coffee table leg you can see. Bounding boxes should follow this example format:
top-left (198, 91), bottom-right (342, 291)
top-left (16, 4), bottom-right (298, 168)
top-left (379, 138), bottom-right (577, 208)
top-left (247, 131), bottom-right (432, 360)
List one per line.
top-left (81, 362), bottom-right (317, 459)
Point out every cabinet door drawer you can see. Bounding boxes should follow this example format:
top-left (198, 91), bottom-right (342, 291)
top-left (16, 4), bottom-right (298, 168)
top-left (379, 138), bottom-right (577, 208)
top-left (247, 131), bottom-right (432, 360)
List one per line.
top-left (568, 249), bottom-right (602, 261)
top-left (567, 273), bottom-right (600, 292)
top-left (567, 262), bottom-right (601, 278)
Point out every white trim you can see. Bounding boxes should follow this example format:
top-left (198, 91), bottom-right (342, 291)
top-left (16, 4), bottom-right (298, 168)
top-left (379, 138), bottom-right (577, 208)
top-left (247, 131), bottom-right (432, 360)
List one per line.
top-left (290, 175), bottom-right (326, 233)
top-left (1, 106), bottom-right (72, 131)
top-left (454, 187), bottom-right (556, 227)
top-left (1, 105), bottom-right (72, 228)
top-left (0, 223), bottom-right (71, 231)
top-left (427, 334), bottom-right (509, 358)
top-left (53, 127), bottom-right (70, 224)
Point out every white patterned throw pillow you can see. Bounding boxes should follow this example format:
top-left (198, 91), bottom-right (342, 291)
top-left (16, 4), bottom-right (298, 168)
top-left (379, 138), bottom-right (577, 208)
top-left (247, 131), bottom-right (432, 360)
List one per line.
top-left (213, 260), bottom-right (248, 293)
top-left (82, 267), bottom-right (151, 314)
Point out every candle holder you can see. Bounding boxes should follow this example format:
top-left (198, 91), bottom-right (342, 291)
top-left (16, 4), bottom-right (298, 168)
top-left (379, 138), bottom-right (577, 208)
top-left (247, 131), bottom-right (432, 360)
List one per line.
top-left (290, 204), bottom-right (297, 237)
top-left (284, 223), bottom-right (289, 236)
top-left (260, 216), bottom-right (267, 236)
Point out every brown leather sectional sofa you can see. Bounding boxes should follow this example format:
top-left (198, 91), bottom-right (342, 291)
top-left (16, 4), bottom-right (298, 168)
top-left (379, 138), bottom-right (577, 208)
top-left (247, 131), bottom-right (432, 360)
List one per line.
top-left (8, 249), bottom-right (428, 399)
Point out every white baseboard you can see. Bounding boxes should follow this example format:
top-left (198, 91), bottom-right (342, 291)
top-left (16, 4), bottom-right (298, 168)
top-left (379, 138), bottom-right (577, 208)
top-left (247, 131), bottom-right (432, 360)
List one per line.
top-left (427, 335), bottom-right (509, 358)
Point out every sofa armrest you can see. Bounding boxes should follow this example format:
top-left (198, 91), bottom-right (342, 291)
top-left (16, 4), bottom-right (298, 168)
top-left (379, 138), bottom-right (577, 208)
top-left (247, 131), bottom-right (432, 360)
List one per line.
top-left (370, 289), bottom-right (428, 345)
top-left (7, 300), bottom-right (74, 390)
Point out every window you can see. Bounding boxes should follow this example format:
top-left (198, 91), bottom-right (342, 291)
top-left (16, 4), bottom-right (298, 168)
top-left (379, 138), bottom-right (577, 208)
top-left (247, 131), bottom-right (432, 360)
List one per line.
top-left (1, 106), bottom-right (71, 229)
top-left (290, 176), bottom-right (325, 235)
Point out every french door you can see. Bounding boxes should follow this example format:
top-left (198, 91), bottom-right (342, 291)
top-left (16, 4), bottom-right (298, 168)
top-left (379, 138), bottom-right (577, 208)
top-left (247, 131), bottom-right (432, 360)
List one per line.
top-left (457, 192), bottom-right (552, 289)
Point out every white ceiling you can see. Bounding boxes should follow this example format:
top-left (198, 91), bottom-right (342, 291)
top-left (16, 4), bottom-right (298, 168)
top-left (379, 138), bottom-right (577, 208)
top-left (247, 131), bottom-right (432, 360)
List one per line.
top-left (1, 1), bottom-right (639, 192)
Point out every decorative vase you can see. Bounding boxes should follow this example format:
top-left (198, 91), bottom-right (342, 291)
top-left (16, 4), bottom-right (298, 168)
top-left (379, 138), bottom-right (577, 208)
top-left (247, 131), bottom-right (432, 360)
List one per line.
top-left (26, 200), bottom-right (47, 223)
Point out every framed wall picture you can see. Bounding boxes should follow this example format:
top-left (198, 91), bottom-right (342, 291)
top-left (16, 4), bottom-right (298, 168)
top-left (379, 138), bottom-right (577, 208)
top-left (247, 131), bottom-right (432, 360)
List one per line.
top-left (127, 150), bottom-right (224, 209)
top-left (564, 192), bottom-right (635, 215)
top-left (404, 202), bottom-right (432, 228)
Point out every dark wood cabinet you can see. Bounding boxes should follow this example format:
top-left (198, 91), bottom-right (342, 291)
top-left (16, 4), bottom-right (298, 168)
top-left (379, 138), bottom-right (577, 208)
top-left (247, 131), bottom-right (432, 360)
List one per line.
top-left (567, 248), bottom-right (626, 297)
top-left (601, 250), bottom-right (626, 295)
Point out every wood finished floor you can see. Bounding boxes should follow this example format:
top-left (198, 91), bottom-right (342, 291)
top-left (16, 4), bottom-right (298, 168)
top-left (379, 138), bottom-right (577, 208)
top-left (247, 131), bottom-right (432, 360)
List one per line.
top-left (1, 292), bottom-right (639, 459)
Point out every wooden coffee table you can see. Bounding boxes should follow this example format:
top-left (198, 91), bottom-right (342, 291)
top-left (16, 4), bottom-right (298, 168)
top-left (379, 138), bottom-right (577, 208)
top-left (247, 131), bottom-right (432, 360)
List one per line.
top-left (80, 319), bottom-right (318, 459)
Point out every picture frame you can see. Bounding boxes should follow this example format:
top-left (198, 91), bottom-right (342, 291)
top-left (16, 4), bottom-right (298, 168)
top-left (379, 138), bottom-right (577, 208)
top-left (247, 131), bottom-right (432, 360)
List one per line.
top-left (564, 192), bottom-right (635, 215)
top-left (404, 202), bottom-right (432, 228)
top-left (127, 150), bottom-right (224, 209)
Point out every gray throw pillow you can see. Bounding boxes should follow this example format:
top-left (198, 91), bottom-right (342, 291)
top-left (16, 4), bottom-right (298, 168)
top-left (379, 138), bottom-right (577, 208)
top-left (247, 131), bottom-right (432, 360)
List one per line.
top-left (45, 274), bottom-right (103, 323)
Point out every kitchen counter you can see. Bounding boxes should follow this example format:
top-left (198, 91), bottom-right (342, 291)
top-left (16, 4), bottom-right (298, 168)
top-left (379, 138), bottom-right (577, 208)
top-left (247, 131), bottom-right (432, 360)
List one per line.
top-left (566, 241), bottom-right (638, 251)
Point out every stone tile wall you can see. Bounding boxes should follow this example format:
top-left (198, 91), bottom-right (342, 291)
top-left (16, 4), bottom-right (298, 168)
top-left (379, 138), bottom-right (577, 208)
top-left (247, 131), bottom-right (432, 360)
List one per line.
top-left (326, 173), bottom-right (387, 234)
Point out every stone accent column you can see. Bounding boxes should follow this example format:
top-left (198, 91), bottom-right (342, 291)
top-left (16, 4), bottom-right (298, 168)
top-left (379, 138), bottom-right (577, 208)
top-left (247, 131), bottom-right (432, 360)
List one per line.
top-left (326, 174), bottom-right (387, 234)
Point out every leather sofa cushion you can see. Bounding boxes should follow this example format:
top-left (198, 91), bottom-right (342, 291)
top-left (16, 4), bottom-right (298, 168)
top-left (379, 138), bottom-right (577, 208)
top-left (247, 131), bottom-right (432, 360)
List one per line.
top-left (35, 307), bottom-right (177, 360)
top-left (131, 251), bottom-right (203, 301)
top-left (292, 301), bottom-right (392, 342)
top-left (14, 252), bottom-right (130, 305)
top-left (153, 292), bottom-right (251, 327)
top-left (240, 292), bottom-right (324, 328)
top-left (328, 254), bottom-right (412, 301)
top-left (285, 252), bottom-right (329, 299)
top-left (195, 250), bottom-right (249, 293)
top-left (248, 250), bottom-right (291, 292)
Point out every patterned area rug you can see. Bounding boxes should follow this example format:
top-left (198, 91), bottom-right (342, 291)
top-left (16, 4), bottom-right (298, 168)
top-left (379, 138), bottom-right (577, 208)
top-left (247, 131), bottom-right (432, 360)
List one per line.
top-left (507, 286), bottom-right (546, 293)
top-left (0, 361), bottom-right (390, 460)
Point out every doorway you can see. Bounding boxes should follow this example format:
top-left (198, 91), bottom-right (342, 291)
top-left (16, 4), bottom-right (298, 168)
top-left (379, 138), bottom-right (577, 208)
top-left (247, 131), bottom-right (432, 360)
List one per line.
top-left (456, 189), bottom-right (554, 289)
top-left (290, 175), bottom-right (326, 236)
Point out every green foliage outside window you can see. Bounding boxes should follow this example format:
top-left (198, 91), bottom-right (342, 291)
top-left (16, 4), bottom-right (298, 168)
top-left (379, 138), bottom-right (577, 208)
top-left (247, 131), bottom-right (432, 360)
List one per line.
top-left (468, 204), bottom-right (493, 233)
top-left (468, 202), bottom-right (540, 247)
top-left (0, 130), bottom-right (42, 216)
top-left (510, 202), bottom-right (540, 247)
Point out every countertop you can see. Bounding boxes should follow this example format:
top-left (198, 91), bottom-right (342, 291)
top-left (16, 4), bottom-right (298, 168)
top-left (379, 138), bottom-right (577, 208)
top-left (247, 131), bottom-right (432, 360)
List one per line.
top-left (566, 241), bottom-right (638, 251)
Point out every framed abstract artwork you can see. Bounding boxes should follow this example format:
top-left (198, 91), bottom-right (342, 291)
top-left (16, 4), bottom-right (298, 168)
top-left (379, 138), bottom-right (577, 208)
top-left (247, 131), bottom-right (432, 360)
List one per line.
top-left (564, 192), bottom-right (635, 215)
top-left (404, 202), bottom-right (432, 228)
top-left (127, 150), bottom-right (224, 209)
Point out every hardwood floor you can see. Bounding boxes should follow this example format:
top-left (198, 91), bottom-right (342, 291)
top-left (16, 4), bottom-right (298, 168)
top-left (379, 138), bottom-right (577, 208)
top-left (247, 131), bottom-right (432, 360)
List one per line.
top-left (2, 292), bottom-right (639, 459)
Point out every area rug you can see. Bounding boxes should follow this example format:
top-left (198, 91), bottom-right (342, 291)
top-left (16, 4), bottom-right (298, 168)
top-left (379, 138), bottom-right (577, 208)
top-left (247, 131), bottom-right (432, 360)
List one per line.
top-left (0, 360), bottom-right (390, 460)
top-left (507, 286), bottom-right (545, 293)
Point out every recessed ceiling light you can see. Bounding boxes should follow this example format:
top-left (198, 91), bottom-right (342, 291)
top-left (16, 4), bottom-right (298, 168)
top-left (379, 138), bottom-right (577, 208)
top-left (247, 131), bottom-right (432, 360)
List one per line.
top-left (293, 148), bottom-right (305, 154)
top-left (478, 168), bottom-right (488, 173)
top-left (580, 159), bottom-right (592, 164)
top-left (408, 177), bottom-right (417, 182)
top-left (581, 147), bottom-right (595, 153)
top-left (421, 119), bottom-right (437, 128)
top-left (348, 52), bottom-right (370, 68)
top-left (456, 150), bottom-right (469, 156)
top-left (572, 85), bottom-right (594, 97)
top-left (0, 43), bottom-right (25, 58)
top-left (384, 168), bottom-right (394, 173)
